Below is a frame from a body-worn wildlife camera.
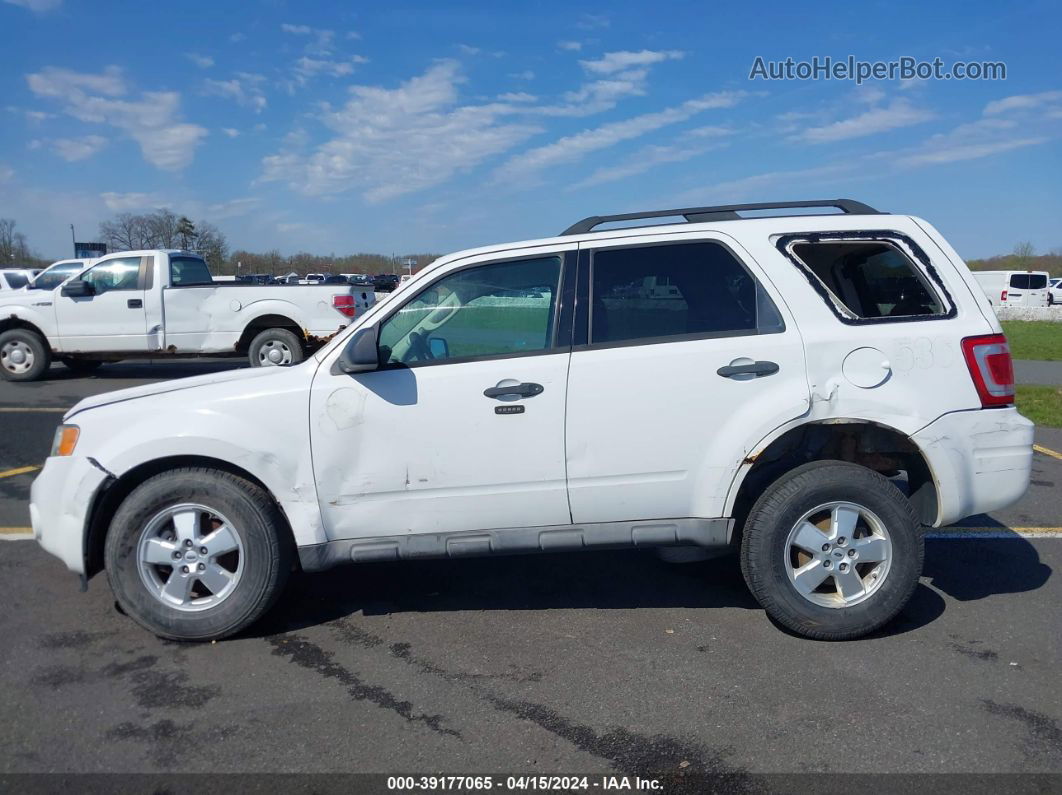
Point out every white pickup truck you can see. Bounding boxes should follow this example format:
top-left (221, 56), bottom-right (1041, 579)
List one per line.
top-left (0, 249), bottom-right (374, 380)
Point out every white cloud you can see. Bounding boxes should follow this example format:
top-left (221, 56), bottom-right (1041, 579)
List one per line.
top-left (222, 127), bottom-right (240, 138)
top-left (260, 60), bottom-right (541, 202)
top-left (185, 52), bottom-right (214, 69)
top-left (983, 90), bottom-right (1062, 115)
top-left (572, 137), bottom-right (728, 190)
top-left (203, 74), bottom-right (267, 113)
top-left (27, 66), bottom-right (207, 170)
top-left (457, 44), bottom-right (480, 55)
top-left (0, 163), bottom-right (13, 182)
top-left (893, 118), bottom-right (1048, 167)
top-left (207, 197), bottom-right (260, 219)
top-left (898, 138), bottom-right (1047, 166)
top-left (579, 49), bottom-right (684, 75)
top-left (499, 92), bottom-right (536, 103)
top-left (3, 0), bottom-right (61, 12)
top-left (229, 32), bottom-right (245, 43)
top-left (576, 13), bottom-right (609, 30)
top-left (293, 55), bottom-right (367, 82)
top-left (557, 41), bottom-right (582, 52)
top-left (795, 99), bottom-right (934, 143)
top-left (509, 70), bottom-right (535, 81)
top-left (100, 191), bottom-right (167, 212)
top-left (51, 135), bottom-right (108, 161)
top-left (280, 23), bottom-right (312, 34)
top-left (495, 92), bottom-right (746, 182)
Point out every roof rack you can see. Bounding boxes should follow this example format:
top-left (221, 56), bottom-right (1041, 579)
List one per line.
top-left (560, 199), bottom-right (882, 236)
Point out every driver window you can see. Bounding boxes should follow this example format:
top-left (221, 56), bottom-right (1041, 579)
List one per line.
top-left (377, 256), bottom-right (562, 365)
top-left (79, 257), bottom-right (142, 295)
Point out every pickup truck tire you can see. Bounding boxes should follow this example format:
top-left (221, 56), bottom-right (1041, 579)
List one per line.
top-left (104, 468), bottom-right (293, 641)
top-left (60, 358), bottom-right (103, 374)
top-left (0, 328), bottom-right (51, 382)
top-left (740, 461), bottom-right (922, 641)
top-left (249, 328), bottom-right (304, 368)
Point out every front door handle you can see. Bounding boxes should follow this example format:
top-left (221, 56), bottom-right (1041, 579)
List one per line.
top-left (483, 382), bottom-right (544, 399)
top-left (127, 298), bottom-right (143, 309)
top-left (717, 360), bottom-right (779, 379)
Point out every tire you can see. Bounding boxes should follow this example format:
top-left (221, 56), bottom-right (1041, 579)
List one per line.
top-left (740, 460), bottom-right (923, 640)
top-left (0, 328), bottom-right (51, 382)
top-left (61, 357), bottom-right (103, 374)
top-left (248, 328), bottom-right (304, 368)
top-left (104, 468), bottom-right (293, 641)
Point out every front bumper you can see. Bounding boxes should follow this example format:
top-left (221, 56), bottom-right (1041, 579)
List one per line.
top-left (911, 407), bottom-right (1035, 527)
top-left (30, 456), bottom-right (111, 575)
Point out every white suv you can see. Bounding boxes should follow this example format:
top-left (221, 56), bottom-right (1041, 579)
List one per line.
top-left (30, 200), bottom-right (1034, 641)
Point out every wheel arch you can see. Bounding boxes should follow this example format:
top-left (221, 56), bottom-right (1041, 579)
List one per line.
top-left (84, 454), bottom-right (298, 578)
top-left (725, 418), bottom-right (939, 538)
top-left (235, 313), bottom-right (305, 353)
top-left (0, 315), bottom-right (51, 345)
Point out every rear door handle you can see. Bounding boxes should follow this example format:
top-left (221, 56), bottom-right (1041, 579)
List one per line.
top-left (483, 382), bottom-right (544, 399)
top-left (717, 360), bottom-right (779, 379)
top-left (127, 299), bottom-right (143, 308)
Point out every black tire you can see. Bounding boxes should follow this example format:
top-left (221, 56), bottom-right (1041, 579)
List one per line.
top-left (740, 461), bottom-right (923, 641)
top-left (248, 327), bottom-right (304, 368)
top-left (61, 357), bottom-right (103, 374)
top-left (0, 328), bottom-right (51, 382)
top-left (104, 468), bottom-right (293, 641)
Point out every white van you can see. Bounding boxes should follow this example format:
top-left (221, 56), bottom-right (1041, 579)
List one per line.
top-left (972, 270), bottom-right (1051, 307)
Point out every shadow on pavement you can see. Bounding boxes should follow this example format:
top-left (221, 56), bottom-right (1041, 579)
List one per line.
top-left (923, 534), bottom-right (1052, 601)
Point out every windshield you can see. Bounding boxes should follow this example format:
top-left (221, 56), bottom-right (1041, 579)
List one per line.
top-left (2, 272), bottom-right (30, 289)
top-left (30, 262), bottom-right (85, 290)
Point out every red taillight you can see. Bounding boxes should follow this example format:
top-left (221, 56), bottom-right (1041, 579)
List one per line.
top-left (961, 334), bottom-right (1015, 407)
top-left (1000, 289), bottom-right (1008, 303)
top-left (332, 294), bottom-right (356, 318)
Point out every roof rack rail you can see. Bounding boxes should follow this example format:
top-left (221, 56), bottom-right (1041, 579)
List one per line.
top-left (560, 199), bottom-right (882, 236)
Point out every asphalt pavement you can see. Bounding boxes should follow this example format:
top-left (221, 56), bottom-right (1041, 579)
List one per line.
top-left (1, 361), bottom-right (1061, 780)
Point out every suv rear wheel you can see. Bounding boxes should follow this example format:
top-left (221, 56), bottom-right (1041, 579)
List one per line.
top-left (105, 468), bottom-right (292, 641)
top-left (740, 461), bottom-right (923, 640)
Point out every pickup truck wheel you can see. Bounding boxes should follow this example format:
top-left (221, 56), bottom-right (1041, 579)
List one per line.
top-left (740, 461), bottom-right (923, 641)
top-left (0, 328), bottom-right (51, 382)
top-left (60, 358), bottom-right (103, 374)
top-left (104, 468), bottom-right (292, 641)
top-left (249, 328), bottom-right (304, 368)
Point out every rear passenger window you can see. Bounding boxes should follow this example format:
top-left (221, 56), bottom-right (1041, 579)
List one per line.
top-left (784, 239), bottom-right (946, 320)
top-left (590, 241), bottom-right (783, 345)
top-left (1009, 274), bottom-right (1047, 290)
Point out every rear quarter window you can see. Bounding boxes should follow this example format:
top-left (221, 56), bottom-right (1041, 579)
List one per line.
top-left (776, 232), bottom-right (955, 324)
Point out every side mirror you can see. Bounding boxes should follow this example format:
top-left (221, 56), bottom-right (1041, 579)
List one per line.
top-left (336, 324), bottom-right (379, 374)
top-left (428, 336), bottom-right (450, 359)
top-left (61, 279), bottom-right (94, 297)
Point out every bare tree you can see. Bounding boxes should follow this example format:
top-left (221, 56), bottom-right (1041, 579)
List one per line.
top-left (1013, 241), bottom-right (1035, 269)
top-left (99, 213), bottom-right (153, 251)
top-left (146, 209), bottom-right (180, 248)
top-left (195, 221), bottom-right (228, 270)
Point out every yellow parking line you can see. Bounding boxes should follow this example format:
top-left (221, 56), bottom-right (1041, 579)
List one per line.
top-left (1034, 444), bottom-right (1062, 461)
top-left (0, 465), bottom-right (39, 479)
top-left (0, 407), bottom-right (68, 413)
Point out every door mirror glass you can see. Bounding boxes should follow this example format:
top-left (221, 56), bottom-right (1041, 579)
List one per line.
top-left (337, 324), bottom-right (380, 374)
top-left (61, 279), bottom-right (94, 298)
top-left (427, 336), bottom-right (450, 359)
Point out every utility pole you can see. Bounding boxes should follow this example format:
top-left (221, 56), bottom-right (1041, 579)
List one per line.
top-left (70, 224), bottom-right (76, 257)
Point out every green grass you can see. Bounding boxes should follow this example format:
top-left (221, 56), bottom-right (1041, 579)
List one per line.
top-left (1016, 385), bottom-right (1062, 428)
top-left (1001, 321), bottom-right (1062, 361)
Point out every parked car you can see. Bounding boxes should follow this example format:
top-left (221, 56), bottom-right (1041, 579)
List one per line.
top-left (29, 200), bottom-right (1033, 642)
top-left (972, 270), bottom-right (1051, 307)
top-left (1048, 277), bottom-right (1061, 306)
top-left (0, 267), bottom-right (41, 291)
top-left (304, 273), bottom-right (325, 284)
top-left (0, 249), bottom-right (374, 380)
top-left (373, 273), bottom-right (400, 292)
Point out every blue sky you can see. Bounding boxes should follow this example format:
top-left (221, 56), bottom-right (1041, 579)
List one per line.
top-left (1, 0), bottom-right (1060, 261)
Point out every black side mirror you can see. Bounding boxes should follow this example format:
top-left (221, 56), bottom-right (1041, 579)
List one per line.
top-left (61, 279), bottom-right (94, 297)
top-left (336, 324), bottom-right (380, 374)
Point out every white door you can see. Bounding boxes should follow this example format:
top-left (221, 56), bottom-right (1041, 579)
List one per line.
top-left (54, 255), bottom-right (150, 352)
top-left (310, 250), bottom-right (573, 540)
top-left (565, 233), bottom-right (810, 523)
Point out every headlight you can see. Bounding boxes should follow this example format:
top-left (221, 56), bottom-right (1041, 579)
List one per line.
top-left (50, 424), bottom-right (80, 457)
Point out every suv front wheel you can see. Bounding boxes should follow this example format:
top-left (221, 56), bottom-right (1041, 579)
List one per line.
top-left (740, 461), bottom-right (923, 640)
